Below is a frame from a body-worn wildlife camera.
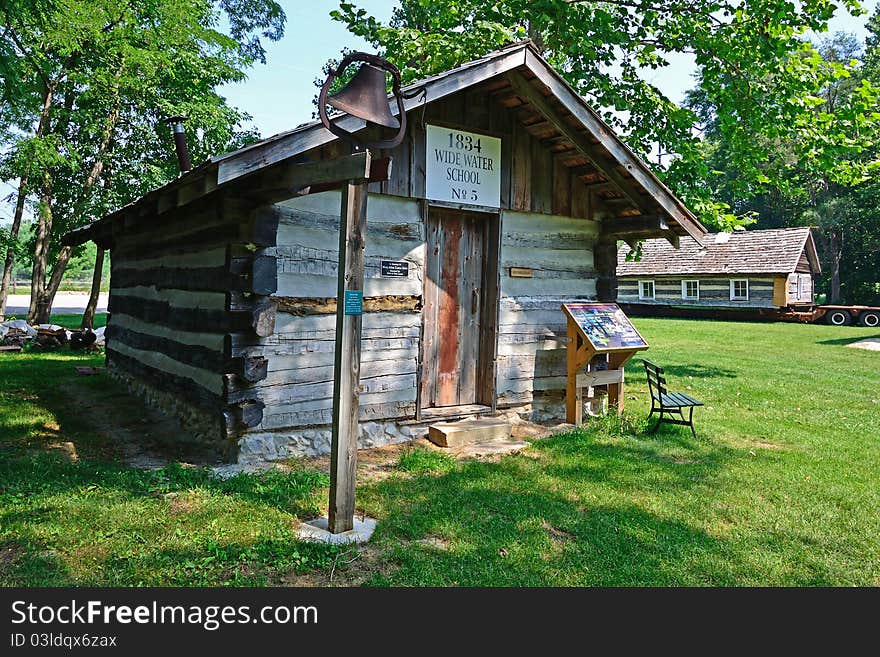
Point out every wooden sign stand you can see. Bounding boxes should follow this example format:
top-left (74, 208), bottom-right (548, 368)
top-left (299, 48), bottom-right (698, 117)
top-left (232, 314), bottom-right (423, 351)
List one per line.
top-left (563, 303), bottom-right (649, 425)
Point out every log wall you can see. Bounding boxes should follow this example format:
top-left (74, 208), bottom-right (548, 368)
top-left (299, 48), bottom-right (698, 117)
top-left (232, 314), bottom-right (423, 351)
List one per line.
top-left (495, 210), bottom-right (600, 407)
top-left (617, 276), bottom-right (778, 309)
top-left (232, 192), bottom-right (423, 432)
top-left (104, 197), bottom-right (280, 456)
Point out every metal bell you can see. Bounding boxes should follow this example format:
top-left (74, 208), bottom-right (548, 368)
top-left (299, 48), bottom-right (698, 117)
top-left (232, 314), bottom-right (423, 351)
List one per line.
top-left (327, 63), bottom-right (400, 129)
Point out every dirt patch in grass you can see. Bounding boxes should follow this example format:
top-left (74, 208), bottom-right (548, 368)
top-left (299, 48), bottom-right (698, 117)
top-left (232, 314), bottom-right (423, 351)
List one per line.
top-left (511, 420), bottom-right (573, 440)
top-left (417, 536), bottom-right (451, 551)
top-left (165, 491), bottom-right (204, 515)
top-left (300, 416), bottom-right (574, 481)
top-left (0, 543), bottom-right (26, 572)
top-left (307, 438), bottom-right (446, 484)
top-left (751, 440), bottom-right (784, 450)
top-left (62, 378), bottom-right (221, 469)
top-left (726, 435), bottom-right (786, 451)
top-left (541, 519), bottom-right (573, 544)
top-left (328, 544), bottom-right (396, 586)
top-left (278, 569), bottom-right (335, 587)
top-left (276, 544), bottom-right (392, 587)
top-left (43, 440), bottom-right (80, 462)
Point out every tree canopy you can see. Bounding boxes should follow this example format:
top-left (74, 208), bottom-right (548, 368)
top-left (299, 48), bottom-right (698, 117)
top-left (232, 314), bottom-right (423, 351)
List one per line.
top-left (331, 0), bottom-right (880, 228)
top-left (0, 0), bottom-right (286, 321)
top-left (331, 0), bottom-right (880, 303)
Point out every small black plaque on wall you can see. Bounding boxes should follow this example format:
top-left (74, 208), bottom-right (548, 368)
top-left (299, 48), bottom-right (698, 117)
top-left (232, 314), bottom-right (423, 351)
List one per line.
top-left (381, 260), bottom-right (409, 278)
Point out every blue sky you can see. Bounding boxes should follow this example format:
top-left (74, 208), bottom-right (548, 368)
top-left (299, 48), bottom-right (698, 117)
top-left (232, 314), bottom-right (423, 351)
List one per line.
top-left (0, 1), bottom-right (876, 225)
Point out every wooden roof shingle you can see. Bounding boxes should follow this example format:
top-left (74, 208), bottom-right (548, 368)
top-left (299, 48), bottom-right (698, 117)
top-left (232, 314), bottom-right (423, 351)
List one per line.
top-left (617, 227), bottom-right (821, 277)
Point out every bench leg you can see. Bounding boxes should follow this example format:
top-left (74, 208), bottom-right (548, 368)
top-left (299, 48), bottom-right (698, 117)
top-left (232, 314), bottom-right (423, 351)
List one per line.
top-left (688, 406), bottom-right (697, 439)
top-left (651, 410), bottom-right (663, 433)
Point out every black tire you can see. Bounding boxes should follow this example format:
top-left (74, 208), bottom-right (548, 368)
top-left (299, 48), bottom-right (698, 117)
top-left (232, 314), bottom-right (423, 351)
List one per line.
top-left (858, 311), bottom-right (880, 328)
top-left (826, 309), bottom-right (852, 326)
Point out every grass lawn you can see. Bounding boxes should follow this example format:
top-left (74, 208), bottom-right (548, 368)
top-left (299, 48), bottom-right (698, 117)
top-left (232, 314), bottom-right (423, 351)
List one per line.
top-left (1, 315), bottom-right (878, 586)
top-left (45, 313), bottom-right (107, 329)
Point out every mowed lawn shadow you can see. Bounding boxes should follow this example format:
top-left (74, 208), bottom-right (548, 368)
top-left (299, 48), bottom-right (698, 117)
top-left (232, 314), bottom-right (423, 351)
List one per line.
top-left (0, 455), bottom-right (332, 585)
top-left (641, 363), bottom-right (738, 380)
top-left (362, 431), bottom-right (740, 586)
top-left (816, 334), bottom-right (880, 347)
top-left (0, 352), bottom-right (333, 585)
top-left (0, 351), bottom-right (225, 466)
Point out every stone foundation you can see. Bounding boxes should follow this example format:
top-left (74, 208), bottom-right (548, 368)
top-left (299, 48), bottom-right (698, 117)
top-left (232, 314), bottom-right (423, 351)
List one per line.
top-left (238, 420), bottom-right (431, 462)
top-left (506, 391), bottom-right (606, 425)
top-left (106, 360), bottom-right (231, 457)
top-left (103, 360), bottom-right (592, 465)
top-left (237, 409), bottom-right (527, 462)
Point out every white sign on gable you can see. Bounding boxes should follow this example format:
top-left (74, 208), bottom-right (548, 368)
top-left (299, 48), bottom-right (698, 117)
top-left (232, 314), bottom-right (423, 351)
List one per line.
top-left (425, 125), bottom-right (502, 208)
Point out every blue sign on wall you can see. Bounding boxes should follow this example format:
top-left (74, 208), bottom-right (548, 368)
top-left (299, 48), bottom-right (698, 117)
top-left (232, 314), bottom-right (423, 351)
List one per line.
top-left (344, 290), bottom-right (363, 316)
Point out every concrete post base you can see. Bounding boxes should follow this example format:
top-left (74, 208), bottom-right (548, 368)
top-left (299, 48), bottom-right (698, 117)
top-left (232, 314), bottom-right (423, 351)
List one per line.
top-left (298, 516), bottom-right (377, 545)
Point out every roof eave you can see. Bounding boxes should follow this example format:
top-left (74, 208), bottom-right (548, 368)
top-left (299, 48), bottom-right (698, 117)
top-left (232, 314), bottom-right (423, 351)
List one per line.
top-left (521, 47), bottom-right (706, 246)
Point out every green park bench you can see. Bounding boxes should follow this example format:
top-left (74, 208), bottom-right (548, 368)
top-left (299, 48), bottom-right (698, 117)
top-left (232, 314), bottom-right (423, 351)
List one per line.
top-left (642, 360), bottom-right (703, 439)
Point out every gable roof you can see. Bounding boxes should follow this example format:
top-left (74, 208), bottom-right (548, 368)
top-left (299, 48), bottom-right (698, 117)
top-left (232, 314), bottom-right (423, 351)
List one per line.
top-left (66, 41), bottom-right (706, 247)
top-left (617, 227), bottom-right (821, 277)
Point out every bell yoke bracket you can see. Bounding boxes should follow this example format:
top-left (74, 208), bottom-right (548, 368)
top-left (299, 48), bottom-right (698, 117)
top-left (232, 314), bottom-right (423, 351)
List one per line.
top-left (318, 52), bottom-right (407, 150)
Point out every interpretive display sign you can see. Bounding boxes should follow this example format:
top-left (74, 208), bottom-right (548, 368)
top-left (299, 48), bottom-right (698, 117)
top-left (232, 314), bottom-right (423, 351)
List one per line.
top-left (562, 303), bottom-right (649, 352)
top-left (562, 302), bottom-right (649, 423)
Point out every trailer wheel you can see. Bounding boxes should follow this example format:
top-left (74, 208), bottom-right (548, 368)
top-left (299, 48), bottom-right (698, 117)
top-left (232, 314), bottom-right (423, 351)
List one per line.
top-left (826, 309), bottom-right (852, 326)
top-left (859, 311), bottom-right (880, 328)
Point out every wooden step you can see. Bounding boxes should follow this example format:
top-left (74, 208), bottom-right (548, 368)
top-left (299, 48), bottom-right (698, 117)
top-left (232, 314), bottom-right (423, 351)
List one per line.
top-left (427, 417), bottom-right (512, 448)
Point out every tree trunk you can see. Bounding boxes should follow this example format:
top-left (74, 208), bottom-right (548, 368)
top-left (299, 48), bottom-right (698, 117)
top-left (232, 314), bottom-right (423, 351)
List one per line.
top-left (0, 176), bottom-right (29, 321)
top-left (30, 246), bottom-right (73, 325)
top-left (5, 75), bottom-right (58, 321)
top-left (81, 248), bottom-right (105, 329)
top-left (27, 74), bottom-right (121, 326)
top-left (28, 177), bottom-right (54, 323)
top-left (829, 228), bottom-right (842, 304)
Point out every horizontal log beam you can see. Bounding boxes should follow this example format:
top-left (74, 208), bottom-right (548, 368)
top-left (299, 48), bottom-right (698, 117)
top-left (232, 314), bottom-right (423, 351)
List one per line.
top-left (108, 295), bottom-right (276, 337)
top-left (239, 151), bottom-right (374, 205)
top-left (604, 215), bottom-right (669, 236)
top-left (275, 295), bottom-right (421, 316)
top-left (108, 198), bottom-right (279, 257)
top-left (106, 324), bottom-right (226, 373)
top-left (106, 349), bottom-right (225, 412)
top-left (305, 157), bottom-right (393, 195)
top-left (111, 257), bottom-right (277, 295)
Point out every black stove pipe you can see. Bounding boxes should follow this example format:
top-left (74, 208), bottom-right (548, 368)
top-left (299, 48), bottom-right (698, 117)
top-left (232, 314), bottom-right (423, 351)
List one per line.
top-left (164, 116), bottom-right (192, 172)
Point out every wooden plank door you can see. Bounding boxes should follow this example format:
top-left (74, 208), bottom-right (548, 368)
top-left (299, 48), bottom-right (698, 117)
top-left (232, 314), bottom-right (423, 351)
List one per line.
top-left (422, 208), bottom-right (484, 407)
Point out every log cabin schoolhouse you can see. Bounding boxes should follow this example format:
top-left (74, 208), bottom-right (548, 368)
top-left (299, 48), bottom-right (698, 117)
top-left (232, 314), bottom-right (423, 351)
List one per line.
top-left (616, 227), bottom-right (820, 313)
top-left (66, 41), bottom-right (707, 462)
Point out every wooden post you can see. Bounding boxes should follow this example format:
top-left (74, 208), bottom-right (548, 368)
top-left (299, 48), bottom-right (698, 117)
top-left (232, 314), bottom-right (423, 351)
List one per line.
top-left (328, 179), bottom-right (368, 534)
top-left (594, 236), bottom-right (618, 302)
top-left (566, 320), bottom-right (583, 425)
top-left (606, 351), bottom-right (636, 415)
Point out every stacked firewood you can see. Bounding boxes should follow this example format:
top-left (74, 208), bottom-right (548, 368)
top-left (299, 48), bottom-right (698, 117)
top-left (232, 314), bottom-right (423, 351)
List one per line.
top-left (0, 320), bottom-right (105, 353)
top-left (34, 326), bottom-right (68, 349)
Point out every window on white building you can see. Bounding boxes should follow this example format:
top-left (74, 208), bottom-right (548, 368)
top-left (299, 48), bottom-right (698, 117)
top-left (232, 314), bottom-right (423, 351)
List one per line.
top-left (730, 279), bottom-right (749, 301)
top-left (682, 280), bottom-right (700, 300)
top-left (639, 280), bottom-right (655, 300)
